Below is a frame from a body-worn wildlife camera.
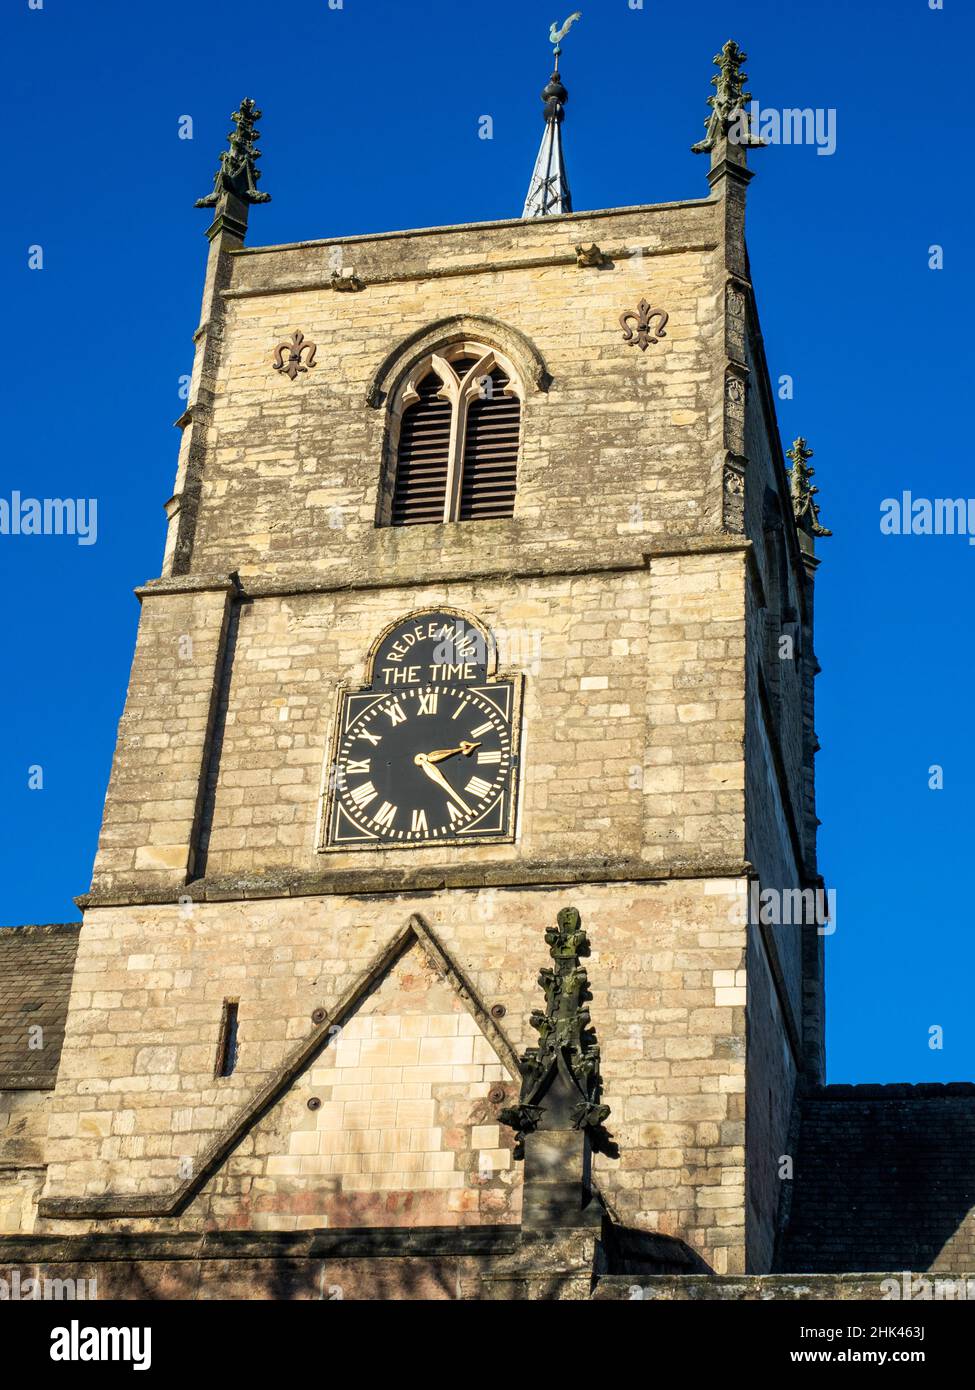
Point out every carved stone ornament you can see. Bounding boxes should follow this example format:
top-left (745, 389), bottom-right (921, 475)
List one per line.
top-left (691, 40), bottom-right (767, 155)
top-left (620, 298), bottom-right (669, 351)
top-left (330, 270), bottom-right (365, 293)
top-left (575, 242), bottom-right (608, 268)
top-left (499, 906), bottom-right (612, 1159)
top-left (787, 437), bottom-right (832, 538)
top-left (723, 465), bottom-right (745, 496)
top-left (273, 331), bottom-right (317, 381)
top-left (195, 97), bottom-right (271, 208)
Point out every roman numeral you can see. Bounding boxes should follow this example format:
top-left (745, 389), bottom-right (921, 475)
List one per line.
top-left (446, 802), bottom-right (463, 823)
top-left (451, 701), bottom-right (470, 721)
top-left (346, 759), bottom-right (370, 775)
top-left (477, 750), bottom-right (502, 764)
top-left (386, 702), bottom-right (407, 726)
top-left (470, 720), bottom-right (494, 738)
top-left (411, 808), bottom-right (428, 833)
top-left (350, 781), bottom-right (378, 808)
top-left (465, 776), bottom-right (493, 798)
top-left (358, 727), bottom-right (382, 747)
top-left (418, 691), bottom-right (439, 715)
top-left (372, 801), bottom-right (397, 829)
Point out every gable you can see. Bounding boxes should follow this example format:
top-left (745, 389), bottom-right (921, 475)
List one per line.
top-left (192, 922), bottom-right (521, 1231)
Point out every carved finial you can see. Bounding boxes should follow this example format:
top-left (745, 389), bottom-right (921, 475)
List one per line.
top-left (787, 437), bottom-right (832, 538)
top-left (499, 907), bottom-right (611, 1158)
top-left (692, 40), bottom-right (766, 155)
top-left (195, 97), bottom-right (271, 210)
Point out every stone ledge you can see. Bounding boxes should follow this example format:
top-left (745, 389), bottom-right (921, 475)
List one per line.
top-left (0, 1226), bottom-right (521, 1264)
top-left (134, 573), bottom-right (240, 601)
top-left (0, 1234), bottom-right (965, 1301)
top-left (593, 1273), bottom-right (973, 1300)
top-left (131, 536), bottom-right (752, 604)
top-left (228, 196), bottom-right (719, 257)
top-left (77, 856), bottom-right (752, 910)
top-left (223, 242), bottom-right (721, 301)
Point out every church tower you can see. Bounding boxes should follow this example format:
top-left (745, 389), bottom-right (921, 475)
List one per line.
top-left (4, 37), bottom-right (832, 1290)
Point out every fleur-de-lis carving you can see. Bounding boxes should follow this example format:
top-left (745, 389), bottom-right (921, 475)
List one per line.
top-left (620, 298), bottom-right (669, 351)
top-left (273, 330), bottom-right (317, 381)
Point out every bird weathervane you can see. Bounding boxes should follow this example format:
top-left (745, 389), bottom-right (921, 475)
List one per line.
top-left (549, 11), bottom-right (582, 70)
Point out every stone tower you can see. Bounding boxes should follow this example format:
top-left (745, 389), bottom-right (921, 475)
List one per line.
top-left (1, 44), bottom-right (839, 1293)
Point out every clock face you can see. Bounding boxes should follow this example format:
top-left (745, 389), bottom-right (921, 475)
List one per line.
top-left (324, 613), bottom-right (520, 849)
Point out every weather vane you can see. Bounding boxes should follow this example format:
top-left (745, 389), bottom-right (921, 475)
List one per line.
top-left (549, 11), bottom-right (582, 72)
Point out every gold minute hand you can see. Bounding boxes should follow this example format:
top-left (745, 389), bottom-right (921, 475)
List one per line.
top-left (426, 741), bottom-right (480, 764)
top-left (414, 754), bottom-right (472, 814)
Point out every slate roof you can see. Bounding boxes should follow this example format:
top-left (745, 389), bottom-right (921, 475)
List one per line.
top-left (0, 923), bottom-right (81, 1089)
top-left (777, 1083), bottom-right (975, 1273)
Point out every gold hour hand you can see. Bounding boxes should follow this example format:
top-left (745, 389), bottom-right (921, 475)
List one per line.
top-left (426, 741), bottom-right (480, 764)
top-left (414, 754), bottom-right (472, 814)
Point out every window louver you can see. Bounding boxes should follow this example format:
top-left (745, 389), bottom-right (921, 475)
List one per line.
top-left (459, 369), bottom-right (520, 520)
top-left (391, 373), bottom-right (451, 526)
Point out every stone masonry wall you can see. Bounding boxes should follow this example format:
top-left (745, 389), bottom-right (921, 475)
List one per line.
top-left (89, 553), bottom-right (747, 897)
top-left (171, 202), bottom-right (722, 584)
top-left (41, 878), bottom-right (750, 1273)
top-left (91, 585), bottom-right (233, 894)
top-left (200, 937), bottom-right (522, 1232)
top-left (28, 189), bottom-right (822, 1283)
top-left (0, 1091), bottom-right (51, 1233)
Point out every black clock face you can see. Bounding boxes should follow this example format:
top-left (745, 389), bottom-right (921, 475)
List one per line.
top-left (325, 613), bottom-right (520, 848)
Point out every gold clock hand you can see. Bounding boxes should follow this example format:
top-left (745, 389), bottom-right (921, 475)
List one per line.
top-left (414, 754), bottom-right (472, 814)
top-left (426, 741), bottom-right (480, 764)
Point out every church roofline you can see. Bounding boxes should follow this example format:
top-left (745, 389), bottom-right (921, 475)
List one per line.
top-left (227, 196), bottom-right (719, 257)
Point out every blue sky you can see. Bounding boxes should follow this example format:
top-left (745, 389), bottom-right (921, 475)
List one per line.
top-left (2, 0), bottom-right (971, 1084)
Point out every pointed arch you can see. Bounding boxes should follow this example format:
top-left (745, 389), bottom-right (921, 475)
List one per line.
top-left (366, 314), bottom-right (551, 411)
top-left (378, 331), bottom-right (532, 526)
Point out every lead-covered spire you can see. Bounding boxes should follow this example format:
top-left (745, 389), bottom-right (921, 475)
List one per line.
top-left (522, 13), bottom-right (581, 218)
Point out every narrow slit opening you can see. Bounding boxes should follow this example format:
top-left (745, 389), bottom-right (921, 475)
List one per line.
top-left (216, 999), bottom-right (239, 1078)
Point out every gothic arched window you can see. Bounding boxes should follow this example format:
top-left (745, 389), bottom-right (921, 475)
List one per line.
top-left (387, 345), bottom-right (522, 526)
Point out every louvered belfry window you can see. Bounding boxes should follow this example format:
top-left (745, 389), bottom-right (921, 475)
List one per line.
top-left (391, 372), bottom-right (452, 526)
top-left (389, 347), bottom-right (521, 526)
top-left (460, 368), bottom-right (520, 520)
